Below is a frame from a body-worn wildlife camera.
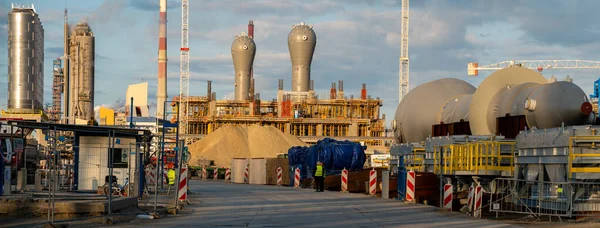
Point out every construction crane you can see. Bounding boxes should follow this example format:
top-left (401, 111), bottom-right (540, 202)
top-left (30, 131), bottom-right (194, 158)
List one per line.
top-left (399, 0), bottom-right (409, 102)
top-left (468, 60), bottom-right (600, 76)
top-left (179, 0), bottom-right (190, 139)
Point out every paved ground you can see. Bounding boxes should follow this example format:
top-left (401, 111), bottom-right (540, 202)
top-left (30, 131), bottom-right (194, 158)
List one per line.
top-left (118, 180), bottom-right (520, 228)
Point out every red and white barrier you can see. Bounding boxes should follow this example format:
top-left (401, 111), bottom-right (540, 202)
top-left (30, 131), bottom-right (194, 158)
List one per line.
top-left (178, 166), bottom-right (188, 201)
top-left (406, 170), bottom-right (415, 202)
top-left (213, 168), bottom-right (218, 180)
top-left (473, 184), bottom-right (483, 218)
top-left (443, 184), bottom-right (452, 211)
top-left (202, 167), bottom-right (207, 180)
top-left (293, 167), bottom-right (300, 188)
top-left (244, 166), bottom-right (249, 184)
top-left (466, 183), bottom-right (474, 215)
top-left (369, 168), bottom-right (377, 195)
top-left (276, 167), bottom-right (283, 186)
top-left (341, 168), bottom-right (348, 192)
top-left (225, 168), bottom-right (231, 182)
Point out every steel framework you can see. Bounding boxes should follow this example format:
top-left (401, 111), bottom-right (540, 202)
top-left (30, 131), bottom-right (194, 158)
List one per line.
top-left (468, 60), bottom-right (600, 76)
top-left (399, 0), bottom-right (409, 102)
top-left (179, 0), bottom-right (190, 137)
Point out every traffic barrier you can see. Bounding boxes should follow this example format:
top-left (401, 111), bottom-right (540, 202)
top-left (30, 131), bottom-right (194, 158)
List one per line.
top-left (443, 184), bottom-right (452, 211)
top-left (473, 184), bottom-right (483, 218)
top-left (406, 170), bottom-right (415, 202)
top-left (225, 168), bottom-right (231, 182)
top-left (341, 168), bottom-right (348, 192)
top-left (178, 166), bottom-right (188, 201)
top-left (202, 167), bottom-right (207, 180)
top-left (244, 166), bottom-right (249, 184)
top-left (466, 183), bottom-right (474, 215)
top-left (369, 168), bottom-right (376, 195)
top-left (293, 167), bottom-right (300, 188)
top-left (276, 167), bottom-right (283, 186)
top-left (213, 168), bottom-right (218, 180)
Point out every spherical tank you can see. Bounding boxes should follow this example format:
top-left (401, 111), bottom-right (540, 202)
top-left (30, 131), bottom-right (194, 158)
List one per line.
top-left (469, 67), bottom-right (547, 135)
top-left (231, 33), bottom-right (256, 101)
top-left (288, 22), bottom-right (316, 92)
top-left (394, 78), bottom-right (476, 143)
top-left (524, 81), bottom-right (593, 129)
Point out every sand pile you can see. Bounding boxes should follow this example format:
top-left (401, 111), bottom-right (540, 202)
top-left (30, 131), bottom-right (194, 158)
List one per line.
top-left (189, 124), bottom-right (306, 167)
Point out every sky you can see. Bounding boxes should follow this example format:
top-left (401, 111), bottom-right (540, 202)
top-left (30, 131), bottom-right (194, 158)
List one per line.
top-left (1, 0), bottom-right (600, 127)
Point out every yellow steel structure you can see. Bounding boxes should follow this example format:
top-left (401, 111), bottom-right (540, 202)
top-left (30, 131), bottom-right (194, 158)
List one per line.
top-left (405, 147), bottom-right (425, 172)
top-left (170, 95), bottom-right (386, 146)
top-left (433, 141), bottom-right (516, 176)
top-left (568, 136), bottom-right (600, 178)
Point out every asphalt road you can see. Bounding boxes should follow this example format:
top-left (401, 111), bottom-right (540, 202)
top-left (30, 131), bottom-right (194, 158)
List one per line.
top-left (118, 180), bottom-right (519, 228)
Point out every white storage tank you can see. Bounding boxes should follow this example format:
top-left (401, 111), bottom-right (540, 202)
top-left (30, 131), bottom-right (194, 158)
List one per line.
top-left (230, 158), bottom-right (249, 184)
top-left (249, 158), bottom-right (267, 185)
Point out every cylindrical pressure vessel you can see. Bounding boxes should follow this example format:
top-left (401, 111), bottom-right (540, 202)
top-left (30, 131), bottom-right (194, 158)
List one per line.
top-left (288, 22), bottom-right (316, 92)
top-left (394, 78), bottom-right (475, 143)
top-left (523, 81), bottom-right (593, 129)
top-left (231, 33), bottom-right (256, 101)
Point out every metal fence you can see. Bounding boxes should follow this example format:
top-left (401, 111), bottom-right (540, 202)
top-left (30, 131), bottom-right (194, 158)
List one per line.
top-left (490, 178), bottom-right (600, 218)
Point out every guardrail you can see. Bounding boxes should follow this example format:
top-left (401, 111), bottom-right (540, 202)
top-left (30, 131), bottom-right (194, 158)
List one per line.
top-left (433, 141), bottom-right (515, 176)
top-left (568, 136), bottom-right (600, 179)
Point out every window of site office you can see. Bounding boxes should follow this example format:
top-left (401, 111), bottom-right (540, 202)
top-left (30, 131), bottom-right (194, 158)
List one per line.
top-left (108, 148), bottom-right (128, 168)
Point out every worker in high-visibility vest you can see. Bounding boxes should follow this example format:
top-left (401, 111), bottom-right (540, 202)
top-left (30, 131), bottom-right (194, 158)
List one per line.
top-left (313, 161), bottom-right (326, 192)
top-left (167, 169), bottom-right (176, 186)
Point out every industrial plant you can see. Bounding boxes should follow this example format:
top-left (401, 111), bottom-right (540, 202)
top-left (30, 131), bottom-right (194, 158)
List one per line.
top-left (4, 0), bottom-right (600, 226)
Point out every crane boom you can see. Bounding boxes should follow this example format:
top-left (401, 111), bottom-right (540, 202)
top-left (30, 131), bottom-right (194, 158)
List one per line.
top-left (468, 60), bottom-right (600, 76)
top-left (179, 0), bottom-right (189, 137)
top-left (399, 0), bottom-right (409, 102)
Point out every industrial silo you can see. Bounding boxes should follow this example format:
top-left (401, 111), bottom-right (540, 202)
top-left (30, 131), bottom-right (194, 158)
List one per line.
top-left (68, 22), bottom-right (95, 121)
top-left (7, 5), bottom-right (45, 112)
top-left (231, 33), bottom-right (256, 101)
top-left (288, 22), bottom-right (316, 92)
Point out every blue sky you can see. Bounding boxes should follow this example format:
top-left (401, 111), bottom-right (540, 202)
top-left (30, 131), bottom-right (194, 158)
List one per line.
top-left (1, 0), bottom-right (600, 127)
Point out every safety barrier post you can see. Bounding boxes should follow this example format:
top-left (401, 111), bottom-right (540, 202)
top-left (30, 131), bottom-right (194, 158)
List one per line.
top-left (178, 165), bottom-right (188, 201)
top-left (369, 168), bottom-right (376, 195)
top-left (225, 168), bottom-right (231, 183)
top-left (213, 168), bottom-right (218, 180)
top-left (443, 183), bottom-right (452, 211)
top-left (293, 167), bottom-right (300, 188)
top-left (406, 170), bottom-right (415, 202)
top-left (341, 168), bottom-right (348, 193)
top-left (276, 167), bottom-right (283, 186)
top-left (473, 184), bottom-right (483, 218)
top-left (466, 183), bottom-right (474, 215)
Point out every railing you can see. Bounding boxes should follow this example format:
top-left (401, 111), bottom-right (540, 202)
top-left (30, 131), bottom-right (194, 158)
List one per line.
top-left (568, 136), bottom-right (600, 179)
top-left (433, 141), bottom-right (515, 176)
top-left (490, 178), bottom-right (600, 218)
top-left (405, 147), bottom-right (425, 172)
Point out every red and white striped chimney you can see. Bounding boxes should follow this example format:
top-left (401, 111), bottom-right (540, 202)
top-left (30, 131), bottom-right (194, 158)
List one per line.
top-left (157, 0), bottom-right (168, 118)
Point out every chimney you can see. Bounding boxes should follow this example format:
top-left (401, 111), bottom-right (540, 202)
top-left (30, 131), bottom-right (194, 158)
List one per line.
top-left (248, 20), bottom-right (254, 39)
top-left (207, 80), bottom-right (212, 100)
top-left (278, 79), bottom-right (284, 91)
top-left (361, 83), bottom-right (367, 100)
top-left (156, 0), bottom-right (168, 118)
top-left (330, 82), bottom-right (337, 99)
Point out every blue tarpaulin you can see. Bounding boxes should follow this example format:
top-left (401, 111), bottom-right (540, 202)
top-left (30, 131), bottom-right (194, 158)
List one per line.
top-left (287, 138), bottom-right (366, 180)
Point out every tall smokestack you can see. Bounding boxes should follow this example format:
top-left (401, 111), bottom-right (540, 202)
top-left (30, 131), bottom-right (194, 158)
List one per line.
top-left (157, 0), bottom-right (168, 118)
top-left (248, 20), bottom-right (255, 99)
top-left (63, 8), bottom-right (70, 123)
top-left (288, 22), bottom-right (316, 92)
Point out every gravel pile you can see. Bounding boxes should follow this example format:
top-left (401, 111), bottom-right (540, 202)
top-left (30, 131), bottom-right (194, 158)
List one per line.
top-left (189, 124), bottom-right (306, 167)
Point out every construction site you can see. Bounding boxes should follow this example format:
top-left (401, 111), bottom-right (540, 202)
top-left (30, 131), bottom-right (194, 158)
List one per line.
top-left (3, 0), bottom-right (600, 227)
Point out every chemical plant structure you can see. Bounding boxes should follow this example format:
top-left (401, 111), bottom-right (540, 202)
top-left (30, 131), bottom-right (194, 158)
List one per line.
top-left (168, 21), bottom-right (388, 154)
top-left (390, 65), bottom-right (600, 217)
